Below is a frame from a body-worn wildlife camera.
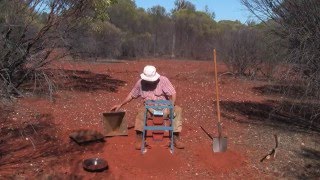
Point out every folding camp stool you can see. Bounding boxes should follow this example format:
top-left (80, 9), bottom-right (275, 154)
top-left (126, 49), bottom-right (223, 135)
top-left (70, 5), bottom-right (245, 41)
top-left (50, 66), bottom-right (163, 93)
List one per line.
top-left (141, 100), bottom-right (174, 154)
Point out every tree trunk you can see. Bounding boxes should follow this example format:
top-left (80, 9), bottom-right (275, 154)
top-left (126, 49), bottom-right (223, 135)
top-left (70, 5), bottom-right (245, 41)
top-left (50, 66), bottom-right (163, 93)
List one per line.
top-left (171, 33), bottom-right (176, 58)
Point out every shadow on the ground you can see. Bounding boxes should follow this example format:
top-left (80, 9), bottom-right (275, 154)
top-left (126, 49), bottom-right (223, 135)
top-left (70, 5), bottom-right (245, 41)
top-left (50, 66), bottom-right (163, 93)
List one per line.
top-left (22, 69), bottom-right (126, 93)
top-left (0, 104), bottom-right (13, 122)
top-left (220, 100), bottom-right (320, 133)
top-left (52, 69), bottom-right (126, 92)
top-left (294, 147), bottom-right (320, 179)
top-left (0, 113), bottom-right (104, 177)
top-left (253, 84), bottom-right (315, 99)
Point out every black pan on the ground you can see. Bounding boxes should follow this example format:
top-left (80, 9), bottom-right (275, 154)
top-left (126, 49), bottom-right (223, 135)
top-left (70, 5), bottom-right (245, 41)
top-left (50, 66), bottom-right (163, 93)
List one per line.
top-left (83, 157), bottom-right (108, 172)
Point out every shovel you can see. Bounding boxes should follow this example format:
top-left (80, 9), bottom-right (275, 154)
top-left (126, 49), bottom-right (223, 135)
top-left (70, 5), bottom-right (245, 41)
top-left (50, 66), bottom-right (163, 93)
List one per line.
top-left (212, 49), bottom-right (227, 152)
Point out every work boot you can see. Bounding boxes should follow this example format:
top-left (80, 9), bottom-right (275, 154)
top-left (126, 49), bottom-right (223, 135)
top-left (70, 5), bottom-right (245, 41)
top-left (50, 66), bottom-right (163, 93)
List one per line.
top-left (173, 132), bottom-right (185, 149)
top-left (135, 131), bottom-right (143, 150)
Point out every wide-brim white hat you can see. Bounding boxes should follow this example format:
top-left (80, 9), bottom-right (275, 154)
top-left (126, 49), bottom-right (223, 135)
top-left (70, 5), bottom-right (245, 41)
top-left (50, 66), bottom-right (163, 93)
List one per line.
top-left (140, 65), bottom-right (160, 82)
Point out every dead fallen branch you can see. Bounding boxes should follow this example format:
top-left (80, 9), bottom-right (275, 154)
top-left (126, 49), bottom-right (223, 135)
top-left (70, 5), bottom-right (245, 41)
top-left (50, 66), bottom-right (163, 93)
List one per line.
top-left (260, 134), bottom-right (279, 162)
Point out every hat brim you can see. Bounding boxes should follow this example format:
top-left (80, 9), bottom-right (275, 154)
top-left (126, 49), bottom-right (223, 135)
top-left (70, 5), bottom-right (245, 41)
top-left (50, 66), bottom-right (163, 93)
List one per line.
top-left (140, 73), bottom-right (160, 82)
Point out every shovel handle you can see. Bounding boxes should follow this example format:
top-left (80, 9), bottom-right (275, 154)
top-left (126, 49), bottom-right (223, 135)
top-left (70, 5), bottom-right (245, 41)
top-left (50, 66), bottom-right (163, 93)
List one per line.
top-left (200, 126), bottom-right (213, 140)
top-left (217, 122), bottom-right (222, 137)
top-left (213, 49), bottom-right (221, 123)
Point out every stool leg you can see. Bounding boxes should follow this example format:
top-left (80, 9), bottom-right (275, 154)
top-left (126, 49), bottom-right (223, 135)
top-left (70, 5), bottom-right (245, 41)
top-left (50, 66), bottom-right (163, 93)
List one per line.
top-left (170, 108), bottom-right (174, 154)
top-left (141, 109), bottom-right (147, 154)
top-left (142, 130), bottom-right (146, 154)
top-left (170, 130), bottom-right (174, 154)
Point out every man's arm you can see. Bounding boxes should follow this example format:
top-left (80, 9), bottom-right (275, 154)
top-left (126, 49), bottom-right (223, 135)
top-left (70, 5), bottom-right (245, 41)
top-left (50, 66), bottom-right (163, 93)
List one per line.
top-left (170, 93), bottom-right (176, 106)
top-left (162, 76), bottom-right (176, 106)
top-left (111, 80), bottom-right (141, 111)
top-left (110, 94), bottom-right (134, 111)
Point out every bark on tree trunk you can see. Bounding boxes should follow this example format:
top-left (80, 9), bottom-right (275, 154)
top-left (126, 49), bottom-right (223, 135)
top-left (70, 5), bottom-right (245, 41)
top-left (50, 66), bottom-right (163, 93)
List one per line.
top-left (171, 33), bottom-right (175, 58)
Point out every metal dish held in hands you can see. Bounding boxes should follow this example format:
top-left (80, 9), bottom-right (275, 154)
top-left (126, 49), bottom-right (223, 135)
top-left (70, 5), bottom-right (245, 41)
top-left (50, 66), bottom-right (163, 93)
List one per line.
top-left (83, 158), bottom-right (108, 172)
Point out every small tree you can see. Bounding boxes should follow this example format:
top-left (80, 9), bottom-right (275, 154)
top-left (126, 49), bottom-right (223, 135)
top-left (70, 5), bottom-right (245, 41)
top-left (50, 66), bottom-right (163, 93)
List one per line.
top-left (241, 0), bottom-right (320, 97)
top-left (69, 21), bottom-right (123, 59)
top-left (218, 26), bottom-right (266, 76)
top-left (242, 0), bottom-right (320, 126)
top-left (0, 0), bottom-right (115, 99)
top-left (173, 9), bottom-right (217, 59)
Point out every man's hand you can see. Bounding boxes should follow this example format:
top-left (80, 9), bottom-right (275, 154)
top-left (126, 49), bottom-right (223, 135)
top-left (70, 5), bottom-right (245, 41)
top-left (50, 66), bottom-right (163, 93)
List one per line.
top-left (110, 104), bottom-right (122, 112)
top-left (110, 94), bottom-right (133, 112)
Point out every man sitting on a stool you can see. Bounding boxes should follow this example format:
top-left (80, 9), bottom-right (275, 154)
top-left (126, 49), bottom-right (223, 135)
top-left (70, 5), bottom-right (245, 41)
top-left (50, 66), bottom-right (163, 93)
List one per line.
top-left (111, 65), bottom-right (184, 150)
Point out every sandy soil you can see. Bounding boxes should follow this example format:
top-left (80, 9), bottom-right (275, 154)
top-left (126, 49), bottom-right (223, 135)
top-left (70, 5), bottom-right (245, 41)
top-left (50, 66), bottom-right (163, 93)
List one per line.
top-left (0, 59), bottom-right (319, 179)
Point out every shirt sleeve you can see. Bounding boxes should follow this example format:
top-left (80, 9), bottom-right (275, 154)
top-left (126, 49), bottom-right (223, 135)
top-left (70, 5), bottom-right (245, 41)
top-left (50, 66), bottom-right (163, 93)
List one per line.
top-left (162, 77), bottom-right (176, 95)
top-left (129, 80), bottom-right (141, 98)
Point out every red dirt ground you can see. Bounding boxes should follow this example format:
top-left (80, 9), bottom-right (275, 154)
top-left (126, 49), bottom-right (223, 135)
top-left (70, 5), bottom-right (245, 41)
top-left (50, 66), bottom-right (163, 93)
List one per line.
top-left (0, 59), bottom-right (319, 179)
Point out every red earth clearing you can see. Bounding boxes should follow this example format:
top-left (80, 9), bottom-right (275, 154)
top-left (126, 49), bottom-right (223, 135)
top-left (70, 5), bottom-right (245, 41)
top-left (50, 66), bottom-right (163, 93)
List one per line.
top-left (0, 58), bottom-right (319, 179)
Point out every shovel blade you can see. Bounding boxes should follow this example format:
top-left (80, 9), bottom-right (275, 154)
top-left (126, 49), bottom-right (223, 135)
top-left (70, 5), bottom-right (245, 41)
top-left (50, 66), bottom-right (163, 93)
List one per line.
top-left (213, 137), bottom-right (228, 152)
